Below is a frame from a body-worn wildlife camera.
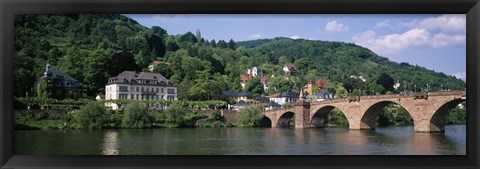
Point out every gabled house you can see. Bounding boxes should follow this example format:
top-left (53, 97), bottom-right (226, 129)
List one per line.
top-left (260, 77), bottom-right (270, 91)
top-left (283, 63), bottom-right (297, 75)
top-left (240, 74), bottom-right (251, 88)
top-left (269, 91), bottom-right (299, 106)
top-left (310, 89), bottom-right (335, 101)
top-left (247, 66), bottom-right (262, 77)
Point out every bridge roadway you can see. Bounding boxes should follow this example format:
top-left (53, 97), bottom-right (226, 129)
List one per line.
top-left (262, 91), bottom-right (466, 133)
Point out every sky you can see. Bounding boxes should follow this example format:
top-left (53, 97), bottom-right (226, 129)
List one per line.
top-left (123, 14), bottom-right (466, 81)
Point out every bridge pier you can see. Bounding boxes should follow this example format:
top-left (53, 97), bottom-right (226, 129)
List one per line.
top-left (294, 100), bottom-right (312, 128)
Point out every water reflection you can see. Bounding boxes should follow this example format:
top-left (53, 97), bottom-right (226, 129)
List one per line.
top-left (101, 130), bottom-right (119, 155)
top-left (15, 125), bottom-right (466, 155)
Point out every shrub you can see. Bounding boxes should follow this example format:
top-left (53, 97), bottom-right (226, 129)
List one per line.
top-left (236, 106), bottom-right (263, 127)
top-left (122, 102), bottom-right (152, 129)
top-left (164, 105), bottom-right (188, 127)
top-left (76, 102), bottom-right (106, 129)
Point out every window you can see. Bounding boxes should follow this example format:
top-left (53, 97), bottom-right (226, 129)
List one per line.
top-left (167, 89), bottom-right (176, 94)
top-left (161, 88), bottom-right (164, 93)
top-left (156, 88), bottom-right (159, 93)
top-left (142, 87), bottom-right (144, 92)
top-left (119, 86), bottom-right (128, 92)
top-left (136, 87), bottom-right (139, 92)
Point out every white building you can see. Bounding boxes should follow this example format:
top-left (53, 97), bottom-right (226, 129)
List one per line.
top-left (105, 71), bottom-right (177, 110)
top-left (269, 91), bottom-right (299, 106)
top-left (247, 66), bottom-right (262, 77)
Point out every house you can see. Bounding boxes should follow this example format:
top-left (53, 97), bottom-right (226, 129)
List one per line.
top-left (233, 100), bottom-right (250, 110)
top-left (254, 94), bottom-right (269, 105)
top-left (283, 63), bottom-right (297, 75)
top-left (247, 66), bottom-right (262, 77)
top-left (310, 89), bottom-right (335, 101)
top-left (304, 79), bottom-right (329, 95)
top-left (95, 94), bottom-right (105, 101)
top-left (35, 63), bottom-right (80, 99)
top-left (240, 74), bottom-right (251, 88)
top-left (105, 71), bottom-right (177, 110)
top-left (236, 91), bottom-right (255, 103)
top-left (264, 101), bottom-right (281, 111)
top-left (260, 77), bottom-right (269, 91)
top-left (269, 91), bottom-right (299, 106)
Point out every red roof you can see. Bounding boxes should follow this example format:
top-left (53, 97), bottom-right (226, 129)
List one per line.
top-left (240, 74), bottom-right (251, 82)
top-left (316, 79), bottom-right (327, 88)
top-left (284, 63), bottom-right (297, 71)
top-left (260, 77), bottom-right (269, 84)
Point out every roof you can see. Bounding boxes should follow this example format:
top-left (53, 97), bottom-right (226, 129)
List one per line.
top-left (149, 61), bottom-right (162, 66)
top-left (270, 91), bottom-right (299, 98)
top-left (234, 100), bottom-right (250, 107)
top-left (265, 101), bottom-right (281, 107)
top-left (223, 90), bottom-right (238, 97)
top-left (35, 67), bottom-right (80, 87)
top-left (260, 77), bottom-right (269, 84)
top-left (284, 63), bottom-right (297, 71)
top-left (237, 91), bottom-right (253, 97)
top-left (256, 94), bottom-right (269, 101)
top-left (107, 71), bottom-right (174, 86)
top-left (312, 90), bottom-right (334, 99)
top-left (240, 74), bottom-right (251, 82)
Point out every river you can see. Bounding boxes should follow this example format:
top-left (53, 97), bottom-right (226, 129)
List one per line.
top-left (14, 124), bottom-right (466, 155)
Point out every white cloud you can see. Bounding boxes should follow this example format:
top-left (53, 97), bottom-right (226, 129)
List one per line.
top-left (375, 20), bottom-right (392, 29)
top-left (290, 35), bottom-right (301, 39)
top-left (451, 72), bottom-right (466, 81)
top-left (352, 14), bottom-right (466, 55)
top-left (325, 20), bottom-right (349, 32)
top-left (431, 33), bottom-right (466, 48)
top-left (352, 28), bottom-right (430, 54)
top-left (248, 33), bottom-right (262, 39)
top-left (418, 14), bottom-right (466, 33)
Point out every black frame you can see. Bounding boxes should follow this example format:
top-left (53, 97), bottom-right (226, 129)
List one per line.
top-left (1, 0), bottom-right (479, 168)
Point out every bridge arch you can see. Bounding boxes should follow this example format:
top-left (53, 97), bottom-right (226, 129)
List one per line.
top-left (310, 106), bottom-right (349, 127)
top-left (429, 98), bottom-right (465, 132)
top-left (277, 111), bottom-right (295, 127)
top-left (260, 116), bottom-right (272, 127)
top-left (360, 100), bottom-right (413, 130)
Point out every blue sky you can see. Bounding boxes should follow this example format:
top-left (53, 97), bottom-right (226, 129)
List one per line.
top-left (123, 14), bottom-right (466, 81)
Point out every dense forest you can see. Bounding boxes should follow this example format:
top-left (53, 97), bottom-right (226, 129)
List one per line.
top-left (14, 14), bottom-right (465, 101)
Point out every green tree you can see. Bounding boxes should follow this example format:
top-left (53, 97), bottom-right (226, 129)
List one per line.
top-left (245, 77), bottom-right (264, 96)
top-left (237, 106), bottom-right (263, 127)
top-left (164, 105), bottom-right (188, 127)
top-left (152, 63), bottom-right (174, 78)
top-left (122, 102), bottom-right (152, 128)
top-left (376, 73), bottom-right (395, 93)
top-left (76, 102), bottom-right (106, 129)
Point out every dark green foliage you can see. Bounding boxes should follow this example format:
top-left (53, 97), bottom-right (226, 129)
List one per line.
top-left (164, 105), bottom-right (188, 127)
top-left (237, 107), bottom-right (263, 127)
top-left (245, 77), bottom-right (264, 96)
top-left (375, 105), bottom-right (413, 127)
top-left (376, 73), bottom-right (395, 93)
top-left (179, 32), bottom-right (197, 43)
top-left (121, 102), bottom-right (152, 128)
top-left (76, 102), bottom-right (106, 129)
top-left (152, 63), bottom-right (174, 79)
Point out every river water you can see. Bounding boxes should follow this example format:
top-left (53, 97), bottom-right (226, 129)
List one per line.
top-left (15, 125), bottom-right (466, 155)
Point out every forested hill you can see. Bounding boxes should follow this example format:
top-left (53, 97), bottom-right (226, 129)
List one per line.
top-left (237, 38), bottom-right (465, 93)
top-left (14, 14), bottom-right (465, 100)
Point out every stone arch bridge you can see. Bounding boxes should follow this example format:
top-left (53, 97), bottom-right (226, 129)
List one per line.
top-left (262, 91), bottom-right (466, 133)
